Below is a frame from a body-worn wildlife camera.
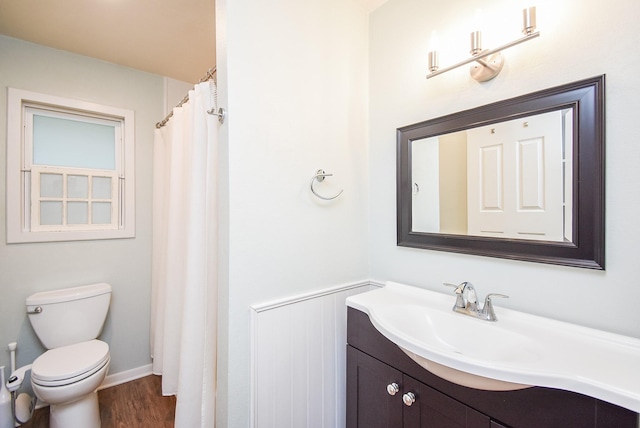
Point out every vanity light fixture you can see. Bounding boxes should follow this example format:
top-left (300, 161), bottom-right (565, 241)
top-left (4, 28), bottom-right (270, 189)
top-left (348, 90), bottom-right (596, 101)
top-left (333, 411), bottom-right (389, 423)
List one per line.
top-left (427, 6), bottom-right (539, 82)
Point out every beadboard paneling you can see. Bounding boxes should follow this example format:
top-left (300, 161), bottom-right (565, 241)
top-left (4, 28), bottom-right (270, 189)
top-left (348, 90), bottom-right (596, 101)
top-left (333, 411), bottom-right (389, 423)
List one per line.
top-left (250, 281), bottom-right (379, 428)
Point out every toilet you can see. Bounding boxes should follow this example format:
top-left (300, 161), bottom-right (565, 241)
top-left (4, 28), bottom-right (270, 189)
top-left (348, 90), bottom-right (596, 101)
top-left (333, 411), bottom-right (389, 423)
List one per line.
top-left (26, 283), bottom-right (112, 428)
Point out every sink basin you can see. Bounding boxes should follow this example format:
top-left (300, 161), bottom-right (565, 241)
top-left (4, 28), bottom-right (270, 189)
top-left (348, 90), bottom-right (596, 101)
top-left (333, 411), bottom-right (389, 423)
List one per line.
top-left (346, 281), bottom-right (640, 413)
top-left (399, 348), bottom-right (531, 391)
top-left (379, 303), bottom-right (540, 364)
top-left (376, 303), bottom-right (539, 391)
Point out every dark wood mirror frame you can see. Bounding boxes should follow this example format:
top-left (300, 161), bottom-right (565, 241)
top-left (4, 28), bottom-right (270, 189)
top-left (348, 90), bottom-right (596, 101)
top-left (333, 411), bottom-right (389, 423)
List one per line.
top-left (397, 75), bottom-right (605, 269)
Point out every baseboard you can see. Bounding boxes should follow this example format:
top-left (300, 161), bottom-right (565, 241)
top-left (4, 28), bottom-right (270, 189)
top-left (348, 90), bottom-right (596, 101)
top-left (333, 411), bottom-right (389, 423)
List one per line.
top-left (99, 363), bottom-right (153, 390)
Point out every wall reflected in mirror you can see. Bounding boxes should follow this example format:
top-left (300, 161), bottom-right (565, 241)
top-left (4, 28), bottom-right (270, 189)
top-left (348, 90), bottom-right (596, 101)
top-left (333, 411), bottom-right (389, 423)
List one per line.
top-left (411, 109), bottom-right (573, 243)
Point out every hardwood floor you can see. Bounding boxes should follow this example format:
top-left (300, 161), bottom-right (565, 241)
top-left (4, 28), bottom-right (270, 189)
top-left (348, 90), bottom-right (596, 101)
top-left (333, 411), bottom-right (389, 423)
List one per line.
top-left (21, 375), bottom-right (176, 428)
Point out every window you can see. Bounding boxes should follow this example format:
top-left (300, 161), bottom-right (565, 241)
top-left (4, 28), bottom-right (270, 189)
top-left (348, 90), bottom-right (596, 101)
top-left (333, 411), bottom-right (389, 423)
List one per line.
top-left (6, 88), bottom-right (135, 243)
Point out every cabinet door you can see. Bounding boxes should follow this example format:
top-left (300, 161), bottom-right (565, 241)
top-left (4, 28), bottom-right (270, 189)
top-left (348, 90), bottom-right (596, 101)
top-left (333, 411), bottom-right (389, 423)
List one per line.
top-left (347, 346), bottom-right (403, 428)
top-left (403, 375), bottom-right (490, 428)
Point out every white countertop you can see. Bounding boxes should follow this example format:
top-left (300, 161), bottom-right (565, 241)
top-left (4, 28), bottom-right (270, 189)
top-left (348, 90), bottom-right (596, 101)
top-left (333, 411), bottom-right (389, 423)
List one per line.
top-left (346, 281), bottom-right (640, 413)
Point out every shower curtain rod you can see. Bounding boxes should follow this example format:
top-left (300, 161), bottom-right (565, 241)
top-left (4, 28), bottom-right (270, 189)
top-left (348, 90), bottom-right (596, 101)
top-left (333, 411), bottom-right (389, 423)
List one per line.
top-left (155, 67), bottom-right (217, 129)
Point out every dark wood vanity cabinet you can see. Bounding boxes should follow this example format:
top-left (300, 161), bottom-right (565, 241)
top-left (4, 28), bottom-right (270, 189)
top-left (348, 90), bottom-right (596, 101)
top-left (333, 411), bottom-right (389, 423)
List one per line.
top-left (348, 345), bottom-right (492, 427)
top-left (347, 346), bottom-right (402, 426)
top-left (346, 307), bottom-right (638, 428)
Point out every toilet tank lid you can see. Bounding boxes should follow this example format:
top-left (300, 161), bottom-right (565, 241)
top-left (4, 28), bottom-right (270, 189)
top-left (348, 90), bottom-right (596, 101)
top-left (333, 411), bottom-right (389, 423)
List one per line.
top-left (26, 283), bottom-right (112, 306)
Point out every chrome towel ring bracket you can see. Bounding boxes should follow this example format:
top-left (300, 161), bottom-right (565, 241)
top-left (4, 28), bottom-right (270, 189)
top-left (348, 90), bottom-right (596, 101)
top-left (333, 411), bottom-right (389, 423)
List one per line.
top-left (310, 169), bottom-right (343, 201)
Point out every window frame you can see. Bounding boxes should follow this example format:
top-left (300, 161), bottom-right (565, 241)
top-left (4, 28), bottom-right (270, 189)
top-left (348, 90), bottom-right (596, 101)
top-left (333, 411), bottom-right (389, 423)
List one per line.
top-left (6, 88), bottom-right (135, 243)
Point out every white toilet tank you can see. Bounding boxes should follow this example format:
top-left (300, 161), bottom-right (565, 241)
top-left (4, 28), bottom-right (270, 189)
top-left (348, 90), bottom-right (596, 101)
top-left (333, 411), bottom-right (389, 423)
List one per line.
top-left (26, 283), bottom-right (112, 349)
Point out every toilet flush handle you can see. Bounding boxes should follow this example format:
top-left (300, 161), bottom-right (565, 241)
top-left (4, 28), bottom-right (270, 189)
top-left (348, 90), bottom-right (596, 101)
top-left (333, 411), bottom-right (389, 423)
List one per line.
top-left (26, 306), bottom-right (42, 314)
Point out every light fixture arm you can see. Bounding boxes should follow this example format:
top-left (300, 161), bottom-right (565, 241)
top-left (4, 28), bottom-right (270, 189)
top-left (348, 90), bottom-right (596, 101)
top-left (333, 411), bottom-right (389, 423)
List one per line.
top-left (426, 30), bottom-right (539, 80)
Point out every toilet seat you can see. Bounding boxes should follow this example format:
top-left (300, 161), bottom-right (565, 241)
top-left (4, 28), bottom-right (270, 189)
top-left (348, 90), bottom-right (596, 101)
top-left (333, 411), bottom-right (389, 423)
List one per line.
top-left (32, 340), bottom-right (110, 387)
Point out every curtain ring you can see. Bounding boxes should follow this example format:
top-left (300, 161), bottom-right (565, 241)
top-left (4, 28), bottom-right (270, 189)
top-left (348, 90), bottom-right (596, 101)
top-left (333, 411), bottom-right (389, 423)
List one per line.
top-left (310, 169), bottom-right (343, 201)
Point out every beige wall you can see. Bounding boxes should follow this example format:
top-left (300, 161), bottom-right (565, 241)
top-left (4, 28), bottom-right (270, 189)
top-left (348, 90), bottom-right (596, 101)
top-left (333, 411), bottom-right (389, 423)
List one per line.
top-left (0, 36), bottom-right (163, 376)
top-left (438, 132), bottom-right (467, 234)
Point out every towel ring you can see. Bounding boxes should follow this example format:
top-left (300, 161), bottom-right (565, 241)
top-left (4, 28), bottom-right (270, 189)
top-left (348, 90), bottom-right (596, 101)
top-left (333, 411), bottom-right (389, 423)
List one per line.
top-left (310, 169), bottom-right (343, 201)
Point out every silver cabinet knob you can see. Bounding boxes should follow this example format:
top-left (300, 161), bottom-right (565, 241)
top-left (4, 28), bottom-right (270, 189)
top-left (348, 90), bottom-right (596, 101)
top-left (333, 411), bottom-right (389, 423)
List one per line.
top-left (386, 382), bottom-right (399, 396)
top-left (402, 392), bottom-right (416, 406)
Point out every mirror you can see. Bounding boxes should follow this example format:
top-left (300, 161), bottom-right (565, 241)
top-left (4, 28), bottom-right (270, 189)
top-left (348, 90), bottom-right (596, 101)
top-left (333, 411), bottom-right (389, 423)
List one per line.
top-left (397, 75), bottom-right (605, 269)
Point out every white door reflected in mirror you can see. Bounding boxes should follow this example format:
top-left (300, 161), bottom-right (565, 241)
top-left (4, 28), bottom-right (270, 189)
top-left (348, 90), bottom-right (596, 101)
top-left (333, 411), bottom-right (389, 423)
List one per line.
top-left (411, 109), bottom-right (573, 242)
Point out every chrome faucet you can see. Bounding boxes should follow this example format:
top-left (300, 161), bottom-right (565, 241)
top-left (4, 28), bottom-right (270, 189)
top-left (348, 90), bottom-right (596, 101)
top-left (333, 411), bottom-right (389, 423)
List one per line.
top-left (444, 282), bottom-right (508, 322)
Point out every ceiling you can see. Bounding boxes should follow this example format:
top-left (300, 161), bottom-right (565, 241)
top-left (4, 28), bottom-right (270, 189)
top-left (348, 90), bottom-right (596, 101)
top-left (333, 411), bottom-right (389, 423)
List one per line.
top-left (0, 0), bottom-right (216, 83)
top-left (0, 0), bottom-right (388, 84)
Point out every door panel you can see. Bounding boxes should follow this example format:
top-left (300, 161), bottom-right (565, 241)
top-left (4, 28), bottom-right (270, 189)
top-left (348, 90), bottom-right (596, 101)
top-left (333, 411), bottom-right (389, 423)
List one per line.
top-left (403, 375), bottom-right (490, 428)
top-left (347, 346), bottom-right (403, 428)
top-left (467, 110), bottom-right (565, 241)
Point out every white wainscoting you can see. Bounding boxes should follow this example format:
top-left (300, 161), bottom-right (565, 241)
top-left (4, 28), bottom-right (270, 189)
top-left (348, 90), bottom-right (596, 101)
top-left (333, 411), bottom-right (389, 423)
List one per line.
top-left (250, 280), bottom-right (381, 428)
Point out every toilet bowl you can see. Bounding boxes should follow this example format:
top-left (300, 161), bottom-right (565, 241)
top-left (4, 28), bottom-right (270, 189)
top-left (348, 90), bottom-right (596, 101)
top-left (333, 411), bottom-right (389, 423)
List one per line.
top-left (32, 341), bottom-right (110, 428)
top-left (26, 283), bottom-right (112, 428)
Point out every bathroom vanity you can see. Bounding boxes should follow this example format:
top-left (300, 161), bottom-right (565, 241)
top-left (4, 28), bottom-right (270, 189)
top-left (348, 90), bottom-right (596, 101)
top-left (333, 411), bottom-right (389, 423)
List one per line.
top-left (346, 283), bottom-right (640, 428)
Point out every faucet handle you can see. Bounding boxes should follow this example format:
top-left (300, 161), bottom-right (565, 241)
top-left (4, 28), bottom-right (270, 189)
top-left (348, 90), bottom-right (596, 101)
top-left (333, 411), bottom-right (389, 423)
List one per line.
top-left (485, 293), bottom-right (509, 301)
top-left (481, 293), bottom-right (509, 321)
top-left (443, 282), bottom-right (466, 308)
top-left (443, 282), bottom-right (469, 294)
top-left (443, 283), bottom-right (461, 292)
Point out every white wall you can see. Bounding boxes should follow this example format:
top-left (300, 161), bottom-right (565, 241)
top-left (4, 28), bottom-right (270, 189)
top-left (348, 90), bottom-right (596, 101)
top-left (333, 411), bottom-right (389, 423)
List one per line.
top-left (216, 0), bottom-right (371, 426)
top-left (369, 0), bottom-right (640, 338)
top-left (163, 77), bottom-right (195, 117)
top-left (0, 36), bottom-right (162, 376)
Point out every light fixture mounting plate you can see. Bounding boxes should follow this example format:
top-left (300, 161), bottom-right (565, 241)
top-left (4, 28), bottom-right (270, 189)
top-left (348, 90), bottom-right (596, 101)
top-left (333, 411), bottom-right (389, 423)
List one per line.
top-left (470, 51), bottom-right (504, 82)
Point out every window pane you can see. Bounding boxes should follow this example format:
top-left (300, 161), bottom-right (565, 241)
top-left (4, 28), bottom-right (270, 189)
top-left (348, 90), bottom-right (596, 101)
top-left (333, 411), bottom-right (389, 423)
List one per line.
top-left (40, 201), bottom-right (63, 225)
top-left (92, 202), bottom-right (112, 224)
top-left (68, 175), bottom-right (88, 198)
top-left (92, 176), bottom-right (112, 199)
top-left (40, 173), bottom-right (63, 198)
top-left (68, 201), bottom-right (88, 224)
top-left (33, 114), bottom-right (116, 170)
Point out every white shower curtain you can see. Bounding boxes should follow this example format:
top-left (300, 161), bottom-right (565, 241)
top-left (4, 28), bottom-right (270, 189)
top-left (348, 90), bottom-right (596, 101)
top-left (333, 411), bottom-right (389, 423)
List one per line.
top-left (151, 81), bottom-right (218, 428)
